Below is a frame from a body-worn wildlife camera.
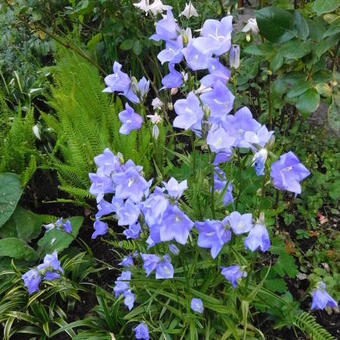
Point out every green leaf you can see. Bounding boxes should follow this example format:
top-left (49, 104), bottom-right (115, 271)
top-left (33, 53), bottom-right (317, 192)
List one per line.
top-left (133, 40), bottom-right (142, 55)
top-left (120, 39), bottom-right (134, 51)
top-left (256, 7), bottom-right (297, 43)
top-left (315, 34), bottom-right (339, 58)
top-left (270, 53), bottom-right (284, 72)
top-left (312, 0), bottom-right (340, 16)
top-left (274, 253), bottom-right (298, 278)
top-left (330, 179), bottom-right (340, 200)
top-left (264, 278), bottom-right (287, 293)
top-left (0, 206), bottom-right (51, 242)
top-left (307, 18), bottom-right (325, 42)
top-left (323, 18), bottom-right (340, 38)
top-left (279, 40), bottom-right (312, 59)
top-left (0, 238), bottom-right (38, 261)
top-left (286, 80), bottom-right (310, 99)
top-left (37, 216), bottom-right (83, 255)
top-left (0, 173), bottom-right (22, 228)
top-left (243, 44), bottom-right (272, 57)
top-left (328, 100), bottom-right (340, 131)
top-left (296, 88), bottom-right (320, 117)
top-left (293, 11), bottom-right (309, 40)
top-left (87, 33), bottom-right (102, 51)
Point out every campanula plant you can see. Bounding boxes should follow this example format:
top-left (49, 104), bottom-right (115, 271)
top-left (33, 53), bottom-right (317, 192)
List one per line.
top-left (89, 5), bottom-right (337, 339)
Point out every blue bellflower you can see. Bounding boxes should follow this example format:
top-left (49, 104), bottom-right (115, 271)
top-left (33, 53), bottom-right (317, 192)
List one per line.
top-left (117, 199), bottom-right (140, 226)
top-left (311, 282), bottom-right (338, 310)
top-left (196, 220), bottom-right (231, 258)
top-left (118, 103), bottom-right (143, 135)
top-left (163, 177), bottom-right (187, 199)
top-left (134, 322), bottom-right (149, 340)
top-left (270, 151), bottom-right (310, 195)
top-left (91, 220), bottom-right (108, 239)
top-left (161, 64), bottom-right (183, 89)
top-left (191, 298), bottom-right (204, 313)
top-left (22, 269), bottom-right (41, 295)
top-left (150, 8), bottom-right (180, 42)
top-left (221, 265), bottom-right (247, 288)
top-left (226, 211), bottom-right (253, 235)
top-left (244, 223), bottom-right (270, 252)
top-left (123, 222), bottom-right (142, 240)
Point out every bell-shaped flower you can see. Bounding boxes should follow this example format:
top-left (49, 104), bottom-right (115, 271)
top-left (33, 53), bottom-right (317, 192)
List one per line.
top-left (200, 81), bottom-right (234, 121)
top-left (221, 265), bottom-right (247, 288)
top-left (103, 61), bottom-right (131, 94)
top-left (123, 290), bottom-right (136, 311)
top-left (229, 44), bottom-right (240, 69)
top-left (91, 219), bottom-right (108, 239)
top-left (270, 151), bottom-right (310, 195)
top-left (207, 125), bottom-right (235, 154)
top-left (161, 64), bottom-right (183, 89)
top-left (148, 0), bottom-right (170, 16)
top-left (89, 173), bottom-right (114, 202)
top-left (311, 282), bottom-right (338, 310)
top-left (157, 37), bottom-right (183, 65)
top-left (244, 223), bottom-right (270, 252)
top-left (22, 269), bottom-right (41, 295)
top-left (155, 255), bottom-right (174, 279)
top-left (142, 188), bottom-right (169, 227)
top-left (150, 8), bottom-right (180, 42)
top-left (196, 220), bottom-right (231, 258)
top-left (119, 255), bottom-right (134, 267)
top-left (118, 103), bottom-right (143, 135)
top-left (141, 254), bottom-right (161, 276)
top-left (180, 2), bottom-right (198, 19)
top-left (96, 199), bottom-right (118, 219)
top-left (113, 271), bottom-right (131, 297)
top-left (182, 41), bottom-right (211, 70)
top-left (94, 148), bottom-right (121, 177)
top-left (242, 18), bottom-right (259, 35)
top-left (191, 298), bottom-right (204, 313)
top-left (160, 205), bottom-right (194, 244)
top-left (252, 148), bottom-right (268, 176)
top-left (163, 177), bottom-right (187, 199)
top-left (116, 199), bottom-right (140, 226)
top-left (123, 222), bottom-right (141, 240)
top-left (200, 58), bottom-right (230, 88)
top-left (173, 92), bottom-right (203, 131)
top-left (134, 322), bottom-right (149, 340)
top-left (226, 211), bottom-right (253, 235)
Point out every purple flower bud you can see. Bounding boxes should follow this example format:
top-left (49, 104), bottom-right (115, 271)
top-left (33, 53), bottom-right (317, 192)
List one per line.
top-left (191, 298), bottom-right (204, 313)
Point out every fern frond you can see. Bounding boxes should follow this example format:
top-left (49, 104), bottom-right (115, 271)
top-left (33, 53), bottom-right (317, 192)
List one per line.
top-left (106, 240), bottom-right (141, 252)
top-left (293, 311), bottom-right (335, 340)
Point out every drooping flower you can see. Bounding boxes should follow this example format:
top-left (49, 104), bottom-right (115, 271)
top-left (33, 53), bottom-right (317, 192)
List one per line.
top-left (191, 298), bottom-right (204, 313)
top-left (157, 37), bottom-right (183, 65)
top-left (155, 255), bottom-right (174, 279)
top-left (150, 8), bottom-right (180, 42)
top-left (229, 44), bottom-right (240, 69)
top-left (113, 166), bottom-right (151, 203)
top-left (96, 199), bottom-right (119, 219)
top-left (55, 218), bottom-right (72, 234)
top-left (163, 177), bottom-right (187, 199)
top-left (137, 76), bottom-right (150, 100)
top-left (103, 61), bottom-right (131, 94)
top-left (173, 92), bottom-right (203, 131)
top-left (252, 148), bottom-right (268, 176)
top-left (113, 271), bottom-right (131, 297)
top-left (180, 2), bottom-right (198, 19)
top-left (221, 265), bottom-right (247, 288)
top-left (134, 322), bottom-right (149, 340)
top-left (160, 204), bottom-right (194, 244)
top-left (311, 282), bottom-right (338, 310)
top-left (22, 269), bottom-right (41, 295)
top-left (141, 254), bottom-right (161, 277)
top-left (91, 220), bottom-right (108, 239)
top-left (123, 290), bottom-right (136, 311)
top-left (119, 103), bottom-right (143, 135)
top-left (40, 252), bottom-right (64, 273)
top-left (242, 18), bottom-right (259, 35)
top-left (148, 0), bottom-right (170, 16)
top-left (123, 222), bottom-right (142, 240)
top-left (270, 151), bottom-right (310, 195)
top-left (213, 167), bottom-right (234, 206)
top-left (162, 64), bottom-right (183, 89)
top-left (120, 255), bottom-right (134, 267)
top-left (244, 223), bottom-right (270, 252)
top-left (196, 220), bottom-right (231, 258)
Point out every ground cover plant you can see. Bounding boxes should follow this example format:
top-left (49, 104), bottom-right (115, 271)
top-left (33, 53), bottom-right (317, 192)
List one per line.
top-left (0, 0), bottom-right (339, 339)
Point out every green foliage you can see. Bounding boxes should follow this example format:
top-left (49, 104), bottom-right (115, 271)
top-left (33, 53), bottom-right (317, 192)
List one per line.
top-left (0, 173), bottom-right (22, 227)
top-left (43, 50), bottom-right (154, 203)
top-left (0, 100), bottom-right (39, 186)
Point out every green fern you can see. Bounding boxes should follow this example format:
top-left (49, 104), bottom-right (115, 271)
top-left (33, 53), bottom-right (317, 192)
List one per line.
top-left (293, 311), bottom-right (335, 340)
top-left (106, 239), bottom-right (141, 253)
top-left (43, 49), bottom-right (156, 204)
top-left (0, 93), bottom-right (38, 185)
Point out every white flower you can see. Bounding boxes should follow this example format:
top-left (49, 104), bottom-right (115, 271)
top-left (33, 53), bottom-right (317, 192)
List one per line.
top-left (241, 18), bottom-right (259, 35)
top-left (151, 97), bottom-right (163, 110)
top-left (133, 0), bottom-right (150, 13)
top-left (180, 2), bottom-right (198, 19)
top-left (147, 113), bottom-right (162, 125)
top-left (148, 0), bottom-right (170, 16)
top-left (32, 124), bottom-right (41, 140)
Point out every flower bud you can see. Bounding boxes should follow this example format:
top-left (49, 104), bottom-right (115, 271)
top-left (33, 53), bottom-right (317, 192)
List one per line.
top-left (229, 45), bottom-right (240, 69)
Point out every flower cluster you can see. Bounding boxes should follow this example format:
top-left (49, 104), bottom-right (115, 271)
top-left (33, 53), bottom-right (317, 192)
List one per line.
top-left (22, 252), bottom-right (63, 295)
